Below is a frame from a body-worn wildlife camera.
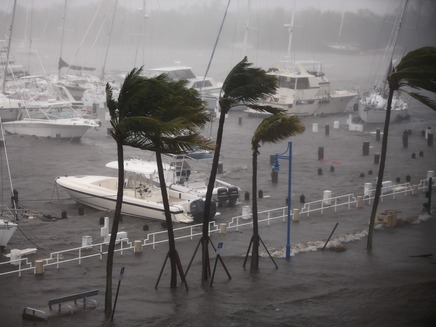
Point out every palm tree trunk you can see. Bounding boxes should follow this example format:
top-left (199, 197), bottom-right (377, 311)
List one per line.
top-left (201, 109), bottom-right (226, 283)
top-left (105, 141), bottom-right (124, 317)
top-left (250, 147), bottom-right (259, 272)
top-left (367, 89), bottom-right (394, 250)
top-left (156, 152), bottom-right (179, 288)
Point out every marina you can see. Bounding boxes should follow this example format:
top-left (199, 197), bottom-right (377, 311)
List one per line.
top-left (0, 0), bottom-right (435, 325)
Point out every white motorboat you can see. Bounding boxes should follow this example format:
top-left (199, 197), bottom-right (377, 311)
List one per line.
top-left (55, 173), bottom-right (213, 224)
top-left (2, 99), bottom-right (100, 140)
top-left (258, 60), bottom-right (357, 116)
top-left (254, 5), bottom-right (357, 117)
top-left (143, 66), bottom-right (222, 111)
top-left (0, 218), bottom-right (17, 248)
top-left (106, 154), bottom-right (240, 207)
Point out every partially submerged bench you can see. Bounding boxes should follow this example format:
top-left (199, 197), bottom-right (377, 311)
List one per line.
top-left (22, 289), bottom-right (99, 321)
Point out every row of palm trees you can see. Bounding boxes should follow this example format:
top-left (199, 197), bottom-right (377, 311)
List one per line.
top-left (103, 47), bottom-right (436, 318)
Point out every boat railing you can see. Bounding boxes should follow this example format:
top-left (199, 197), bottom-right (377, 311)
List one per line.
top-left (0, 178), bottom-right (432, 278)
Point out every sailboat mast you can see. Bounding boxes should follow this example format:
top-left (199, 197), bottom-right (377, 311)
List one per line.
top-left (241, 0), bottom-right (251, 58)
top-left (58, 0), bottom-right (68, 79)
top-left (2, 0), bottom-right (17, 94)
top-left (284, 0), bottom-right (296, 66)
top-left (379, 0), bottom-right (409, 90)
top-left (101, 0), bottom-right (118, 80)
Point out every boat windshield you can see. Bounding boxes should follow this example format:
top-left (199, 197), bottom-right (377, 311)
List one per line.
top-left (166, 69), bottom-right (196, 80)
top-left (26, 105), bottom-right (81, 120)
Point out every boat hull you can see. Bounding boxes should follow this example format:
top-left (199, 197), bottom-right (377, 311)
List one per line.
top-left (266, 92), bottom-right (357, 116)
top-left (0, 219), bottom-right (18, 247)
top-left (55, 175), bottom-right (198, 223)
top-left (106, 158), bottom-right (240, 207)
top-left (3, 119), bottom-right (96, 140)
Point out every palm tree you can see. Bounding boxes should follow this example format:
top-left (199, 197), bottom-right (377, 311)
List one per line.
top-left (246, 113), bottom-right (305, 272)
top-left (104, 68), bottom-right (211, 316)
top-left (198, 57), bottom-right (281, 283)
top-left (104, 67), bottom-right (158, 317)
top-left (367, 46), bottom-right (436, 250)
top-left (128, 77), bottom-right (212, 289)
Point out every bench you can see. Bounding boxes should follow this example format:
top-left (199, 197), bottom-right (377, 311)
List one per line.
top-left (22, 289), bottom-right (99, 321)
top-left (48, 289), bottom-right (99, 312)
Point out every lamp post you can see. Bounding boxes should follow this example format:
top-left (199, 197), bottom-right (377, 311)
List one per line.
top-left (272, 141), bottom-right (293, 260)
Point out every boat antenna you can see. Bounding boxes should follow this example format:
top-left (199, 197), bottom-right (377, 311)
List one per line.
top-left (2, 0), bottom-right (17, 94)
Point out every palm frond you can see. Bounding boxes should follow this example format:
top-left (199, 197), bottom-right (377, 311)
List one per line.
top-left (246, 104), bottom-right (286, 115)
top-left (388, 47), bottom-right (436, 95)
top-left (219, 57), bottom-right (278, 113)
top-left (252, 114), bottom-right (305, 150)
top-left (401, 90), bottom-right (436, 110)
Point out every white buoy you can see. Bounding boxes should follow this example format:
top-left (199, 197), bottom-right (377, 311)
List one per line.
top-left (82, 236), bottom-right (93, 249)
top-left (364, 183), bottom-right (372, 196)
top-left (242, 206), bottom-right (252, 220)
top-left (382, 181), bottom-right (393, 194)
top-left (10, 249), bottom-right (21, 265)
top-left (323, 190), bottom-right (332, 205)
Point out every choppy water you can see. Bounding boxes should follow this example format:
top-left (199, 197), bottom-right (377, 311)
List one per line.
top-left (1, 48), bottom-right (436, 326)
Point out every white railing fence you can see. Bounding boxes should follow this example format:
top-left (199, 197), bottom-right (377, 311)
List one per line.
top-left (0, 178), bottom-right (433, 278)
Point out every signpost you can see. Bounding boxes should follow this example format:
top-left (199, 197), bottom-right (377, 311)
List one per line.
top-left (210, 242), bottom-right (224, 287)
top-left (111, 266), bottom-right (125, 322)
top-left (272, 141), bottom-right (293, 260)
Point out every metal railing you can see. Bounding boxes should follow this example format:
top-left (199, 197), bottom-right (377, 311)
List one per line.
top-left (0, 177), bottom-right (432, 278)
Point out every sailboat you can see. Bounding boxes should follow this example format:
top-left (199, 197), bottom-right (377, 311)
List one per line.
top-left (358, 0), bottom-right (409, 124)
top-left (247, 1), bottom-right (357, 117)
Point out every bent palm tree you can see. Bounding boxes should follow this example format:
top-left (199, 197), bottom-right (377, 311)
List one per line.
top-left (246, 113), bottom-right (305, 272)
top-left (105, 67), bottom-right (159, 317)
top-left (367, 46), bottom-right (436, 250)
top-left (122, 74), bottom-right (212, 289)
top-left (199, 57), bottom-right (282, 283)
top-left (104, 68), bottom-right (211, 316)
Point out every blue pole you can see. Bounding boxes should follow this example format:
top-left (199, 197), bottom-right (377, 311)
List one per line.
top-left (286, 142), bottom-right (292, 260)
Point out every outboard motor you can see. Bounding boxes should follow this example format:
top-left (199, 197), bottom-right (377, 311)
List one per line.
top-left (227, 186), bottom-right (239, 206)
top-left (190, 198), bottom-right (217, 223)
top-left (216, 187), bottom-right (229, 206)
top-left (190, 199), bottom-right (204, 223)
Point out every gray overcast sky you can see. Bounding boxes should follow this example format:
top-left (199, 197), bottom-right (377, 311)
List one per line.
top-left (0, 0), bottom-right (396, 14)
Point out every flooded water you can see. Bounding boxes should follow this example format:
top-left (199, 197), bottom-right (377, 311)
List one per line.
top-left (1, 47), bottom-right (436, 326)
